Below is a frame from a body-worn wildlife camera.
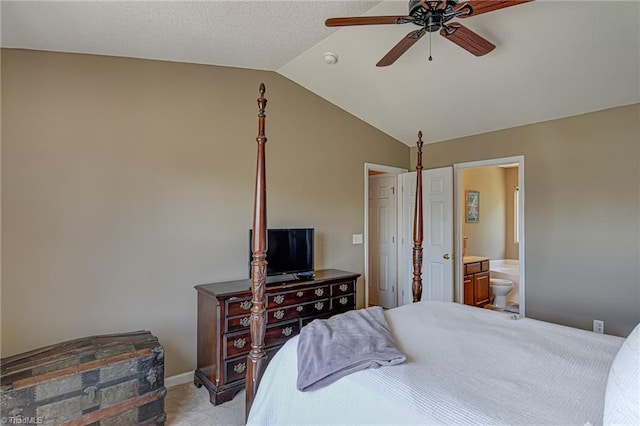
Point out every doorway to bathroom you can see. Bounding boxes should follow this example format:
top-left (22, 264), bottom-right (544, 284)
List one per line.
top-left (453, 156), bottom-right (525, 317)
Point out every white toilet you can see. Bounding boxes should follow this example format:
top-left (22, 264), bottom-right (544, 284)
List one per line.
top-left (490, 278), bottom-right (514, 309)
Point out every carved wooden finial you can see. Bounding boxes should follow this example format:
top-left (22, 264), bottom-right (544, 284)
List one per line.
top-left (257, 85), bottom-right (267, 113)
top-left (256, 84), bottom-right (268, 144)
top-left (416, 131), bottom-right (424, 170)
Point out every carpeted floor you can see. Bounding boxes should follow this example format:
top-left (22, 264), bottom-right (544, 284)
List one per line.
top-left (165, 382), bottom-right (245, 425)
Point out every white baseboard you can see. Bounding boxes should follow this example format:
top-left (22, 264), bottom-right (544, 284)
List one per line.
top-left (165, 371), bottom-right (193, 388)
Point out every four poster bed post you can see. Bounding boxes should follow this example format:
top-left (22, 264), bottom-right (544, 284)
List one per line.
top-left (244, 83), bottom-right (425, 416)
top-left (412, 131), bottom-right (424, 303)
top-left (246, 83), bottom-right (268, 419)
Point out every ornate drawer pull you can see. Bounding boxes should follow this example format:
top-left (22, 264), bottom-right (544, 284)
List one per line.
top-left (339, 284), bottom-right (348, 292)
top-left (274, 310), bottom-right (285, 320)
top-left (233, 362), bottom-right (246, 374)
top-left (240, 301), bottom-right (251, 310)
top-left (296, 306), bottom-right (304, 312)
top-left (233, 338), bottom-right (247, 349)
top-left (314, 288), bottom-right (324, 297)
top-left (314, 302), bottom-right (324, 311)
top-left (282, 327), bottom-right (293, 337)
top-left (296, 291), bottom-right (304, 297)
top-left (274, 295), bottom-right (285, 304)
top-left (240, 316), bottom-right (250, 327)
top-left (339, 297), bottom-right (348, 305)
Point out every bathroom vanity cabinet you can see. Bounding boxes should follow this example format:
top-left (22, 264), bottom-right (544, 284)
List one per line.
top-left (463, 257), bottom-right (490, 307)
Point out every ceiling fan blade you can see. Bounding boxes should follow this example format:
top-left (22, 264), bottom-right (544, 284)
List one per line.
top-left (376, 29), bottom-right (427, 67)
top-left (439, 23), bottom-right (495, 56)
top-left (457, 0), bottom-right (533, 17)
top-left (325, 16), bottom-right (412, 27)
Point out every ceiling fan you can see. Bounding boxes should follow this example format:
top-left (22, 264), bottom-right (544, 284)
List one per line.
top-left (325, 0), bottom-right (533, 66)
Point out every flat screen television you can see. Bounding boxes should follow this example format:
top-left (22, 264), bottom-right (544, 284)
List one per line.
top-left (248, 228), bottom-right (314, 278)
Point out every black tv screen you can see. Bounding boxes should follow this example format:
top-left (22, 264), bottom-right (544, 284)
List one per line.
top-left (249, 228), bottom-right (314, 276)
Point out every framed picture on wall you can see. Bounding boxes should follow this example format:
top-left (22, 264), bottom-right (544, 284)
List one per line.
top-left (466, 190), bottom-right (479, 223)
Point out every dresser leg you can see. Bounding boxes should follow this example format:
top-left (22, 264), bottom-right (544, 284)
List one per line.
top-left (194, 369), bottom-right (244, 406)
top-left (210, 385), bottom-right (243, 405)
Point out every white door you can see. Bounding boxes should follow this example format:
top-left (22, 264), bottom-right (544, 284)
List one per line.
top-left (398, 167), bottom-right (453, 305)
top-left (368, 174), bottom-right (397, 308)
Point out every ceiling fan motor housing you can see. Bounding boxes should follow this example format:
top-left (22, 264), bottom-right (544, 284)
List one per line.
top-left (408, 0), bottom-right (466, 32)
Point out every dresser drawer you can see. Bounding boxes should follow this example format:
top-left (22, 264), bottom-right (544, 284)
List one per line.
top-left (225, 333), bottom-right (251, 358)
top-left (224, 320), bottom-right (300, 358)
top-left (226, 297), bottom-right (253, 317)
top-left (331, 293), bottom-right (355, 311)
top-left (226, 314), bottom-right (251, 333)
top-left (224, 355), bottom-right (249, 384)
top-left (264, 321), bottom-right (300, 348)
top-left (224, 346), bottom-right (281, 384)
top-left (267, 299), bottom-right (330, 324)
top-left (330, 280), bottom-right (355, 296)
top-left (266, 285), bottom-right (329, 308)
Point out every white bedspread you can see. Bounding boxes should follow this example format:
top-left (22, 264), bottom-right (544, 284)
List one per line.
top-left (247, 301), bottom-right (624, 426)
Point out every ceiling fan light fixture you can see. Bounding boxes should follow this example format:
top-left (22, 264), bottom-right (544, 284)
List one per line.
top-left (323, 52), bottom-right (338, 65)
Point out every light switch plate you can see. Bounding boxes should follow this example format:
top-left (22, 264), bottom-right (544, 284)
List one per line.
top-left (352, 234), bottom-right (363, 244)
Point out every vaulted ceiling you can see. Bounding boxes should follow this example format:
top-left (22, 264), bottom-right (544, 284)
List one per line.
top-left (2, 0), bottom-right (639, 145)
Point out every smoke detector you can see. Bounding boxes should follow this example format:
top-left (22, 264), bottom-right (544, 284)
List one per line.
top-left (323, 52), bottom-right (338, 65)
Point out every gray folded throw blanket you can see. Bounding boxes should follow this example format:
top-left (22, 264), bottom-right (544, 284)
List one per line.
top-left (296, 306), bottom-right (406, 392)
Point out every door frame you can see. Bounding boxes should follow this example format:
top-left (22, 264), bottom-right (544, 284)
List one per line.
top-left (364, 163), bottom-right (407, 308)
top-left (453, 156), bottom-right (526, 317)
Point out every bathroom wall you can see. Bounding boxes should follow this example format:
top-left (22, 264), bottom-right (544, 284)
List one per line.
top-left (504, 167), bottom-right (519, 260)
top-left (462, 167), bottom-right (506, 259)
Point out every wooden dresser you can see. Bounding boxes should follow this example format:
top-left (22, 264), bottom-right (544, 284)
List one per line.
top-left (194, 269), bottom-right (360, 405)
top-left (463, 256), bottom-right (490, 307)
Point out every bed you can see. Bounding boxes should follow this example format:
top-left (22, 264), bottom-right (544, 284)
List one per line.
top-left (242, 84), bottom-right (639, 425)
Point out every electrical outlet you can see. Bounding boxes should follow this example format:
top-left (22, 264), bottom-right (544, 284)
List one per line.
top-left (352, 234), bottom-right (363, 245)
top-left (593, 319), bottom-right (604, 334)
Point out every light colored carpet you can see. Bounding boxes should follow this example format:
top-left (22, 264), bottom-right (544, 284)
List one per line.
top-left (165, 382), bottom-right (245, 425)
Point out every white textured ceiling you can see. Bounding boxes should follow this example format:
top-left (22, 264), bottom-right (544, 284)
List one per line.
top-left (2, 0), bottom-right (639, 145)
top-left (0, 0), bottom-right (380, 70)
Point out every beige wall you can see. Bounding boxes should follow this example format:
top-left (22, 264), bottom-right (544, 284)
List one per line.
top-left (412, 104), bottom-right (640, 337)
top-left (1, 49), bottom-right (409, 375)
top-left (462, 167), bottom-right (507, 259)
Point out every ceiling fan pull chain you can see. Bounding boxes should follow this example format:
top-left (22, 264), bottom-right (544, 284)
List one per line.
top-left (428, 30), bottom-right (433, 61)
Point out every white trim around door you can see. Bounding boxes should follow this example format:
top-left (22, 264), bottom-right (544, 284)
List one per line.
top-left (364, 163), bottom-right (407, 308)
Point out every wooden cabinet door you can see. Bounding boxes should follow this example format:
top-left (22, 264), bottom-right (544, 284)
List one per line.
top-left (474, 271), bottom-right (490, 307)
top-left (463, 275), bottom-right (474, 306)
